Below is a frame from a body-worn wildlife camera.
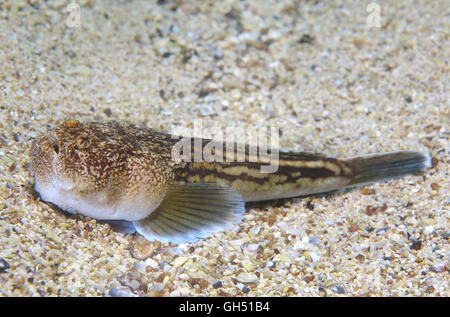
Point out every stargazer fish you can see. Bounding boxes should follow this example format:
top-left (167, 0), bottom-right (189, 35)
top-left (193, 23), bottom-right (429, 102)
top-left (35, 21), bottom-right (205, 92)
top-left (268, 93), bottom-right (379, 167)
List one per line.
top-left (30, 120), bottom-right (431, 244)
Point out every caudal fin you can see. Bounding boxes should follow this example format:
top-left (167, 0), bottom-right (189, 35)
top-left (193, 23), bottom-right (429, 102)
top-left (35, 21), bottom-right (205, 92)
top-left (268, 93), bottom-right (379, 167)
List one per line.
top-left (344, 151), bottom-right (431, 187)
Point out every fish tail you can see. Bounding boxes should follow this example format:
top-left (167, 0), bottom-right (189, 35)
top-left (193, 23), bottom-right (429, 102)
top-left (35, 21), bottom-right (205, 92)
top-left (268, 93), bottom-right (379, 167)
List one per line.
top-left (344, 151), bottom-right (431, 187)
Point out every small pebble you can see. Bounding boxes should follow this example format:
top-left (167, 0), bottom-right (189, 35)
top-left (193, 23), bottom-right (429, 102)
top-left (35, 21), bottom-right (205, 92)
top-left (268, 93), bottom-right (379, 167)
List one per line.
top-left (131, 239), bottom-right (154, 260)
top-left (365, 203), bottom-right (387, 216)
top-left (430, 183), bottom-right (440, 191)
top-left (375, 226), bottom-right (389, 234)
top-left (125, 279), bottom-right (140, 291)
top-left (304, 275), bottom-right (314, 283)
top-left (250, 225), bottom-right (261, 235)
top-left (8, 162), bottom-right (16, 172)
top-left (410, 239), bottom-right (422, 250)
top-left (147, 283), bottom-right (164, 296)
top-left (331, 285), bottom-right (345, 294)
top-left (355, 254), bottom-right (365, 263)
top-left (298, 34), bottom-right (314, 44)
top-left (361, 188), bottom-right (374, 195)
top-left (189, 278), bottom-right (208, 289)
top-left (172, 256), bottom-right (188, 267)
top-left (104, 108), bottom-right (112, 117)
top-left (309, 252), bottom-right (320, 262)
top-left (305, 201), bottom-right (314, 210)
top-left (198, 105), bottom-right (213, 116)
top-left (169, 287), bottom-right (191, 297)
top-left (236, 272), bottom-right (259, 284)
top-left (309, 237), bottom-right (321, 245)
top-left (429, 262), bottom-right (447, 273)
top-left (279, 222), bottom-right (302, 236)
top-left (267, 261), bottom-right (276, 269)
top-left (0, 259), bottom-right (9, 273)
top-left (144, 257), bottom-right (159, 269)
top-left (242, 243), bottom-right (260, 254)
top-left (109, 286), bottom-right (137, 297)
top-left (293, 241), bottom-right (308, 251)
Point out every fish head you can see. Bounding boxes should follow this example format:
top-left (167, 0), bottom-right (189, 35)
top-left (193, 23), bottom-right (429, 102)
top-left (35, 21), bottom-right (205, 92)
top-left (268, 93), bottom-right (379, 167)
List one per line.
top-left (30, 120), bottom-right (168, 221)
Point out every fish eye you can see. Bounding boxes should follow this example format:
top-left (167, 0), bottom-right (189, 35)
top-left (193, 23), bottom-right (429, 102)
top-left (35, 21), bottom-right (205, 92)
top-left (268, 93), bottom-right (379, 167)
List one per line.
top-left (52, 143), bottom-right (59, 154)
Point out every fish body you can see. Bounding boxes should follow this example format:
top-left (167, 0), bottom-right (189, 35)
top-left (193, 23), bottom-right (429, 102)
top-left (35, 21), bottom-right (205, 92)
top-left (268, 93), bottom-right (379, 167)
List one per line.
top-left (30, 120), bottom-right (431, 243)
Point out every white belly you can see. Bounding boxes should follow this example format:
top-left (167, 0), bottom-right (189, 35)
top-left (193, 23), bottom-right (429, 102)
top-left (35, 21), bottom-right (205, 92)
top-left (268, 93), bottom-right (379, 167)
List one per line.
top-left (35, 180), bottom-right (158, 221)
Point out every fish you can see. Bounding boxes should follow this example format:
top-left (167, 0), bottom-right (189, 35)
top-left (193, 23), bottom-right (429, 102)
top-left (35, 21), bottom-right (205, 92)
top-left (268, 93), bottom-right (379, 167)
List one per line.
top-left (30, 120), bottom-right (431, 244)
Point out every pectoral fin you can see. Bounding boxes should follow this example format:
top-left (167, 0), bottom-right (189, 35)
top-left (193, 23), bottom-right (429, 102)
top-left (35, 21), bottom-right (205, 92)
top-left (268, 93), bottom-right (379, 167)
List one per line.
top-left (133, 182), bottom-right (245, 244)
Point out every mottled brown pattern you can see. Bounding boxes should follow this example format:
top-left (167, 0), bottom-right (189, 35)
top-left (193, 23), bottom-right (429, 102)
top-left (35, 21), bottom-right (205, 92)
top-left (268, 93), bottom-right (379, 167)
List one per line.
top-left (31, 121), bottom-right (179, 208)
top-left (31, 120), bottom-right (358, 209)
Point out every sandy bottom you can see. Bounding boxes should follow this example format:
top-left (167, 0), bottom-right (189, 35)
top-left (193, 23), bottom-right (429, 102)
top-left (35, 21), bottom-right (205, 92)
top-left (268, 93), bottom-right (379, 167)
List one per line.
top-left (0, 0), bottom-right (448, 296)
